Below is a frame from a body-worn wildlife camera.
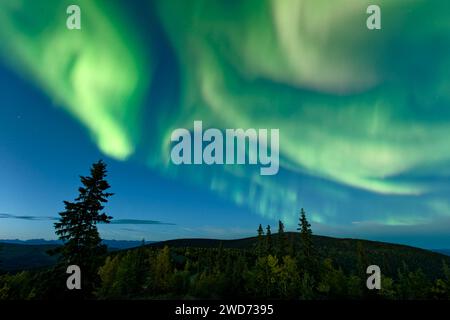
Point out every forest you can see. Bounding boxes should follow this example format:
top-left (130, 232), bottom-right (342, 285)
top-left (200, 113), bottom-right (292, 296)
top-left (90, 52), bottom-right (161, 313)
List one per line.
top-left (0, 161), bottom-right (449, 300)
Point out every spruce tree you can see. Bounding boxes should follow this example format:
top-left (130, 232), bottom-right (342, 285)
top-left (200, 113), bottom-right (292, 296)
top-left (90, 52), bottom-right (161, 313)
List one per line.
top-left (277, 220), bottom-right (286, 258)
top-left (278, 220), bottom-right (285, 234)
top-left (257, 224), bottom-right (264, 237)
top-left (296, 208), bottom-right (320, 284)
top-left (54, 160), bottom-right (113, 293)
top-left (297, 208), bottom-right (313, 259)
top-left (266, 225), bottom-right (273, 255)
top-left (256, 224), bottom-right (265, 257)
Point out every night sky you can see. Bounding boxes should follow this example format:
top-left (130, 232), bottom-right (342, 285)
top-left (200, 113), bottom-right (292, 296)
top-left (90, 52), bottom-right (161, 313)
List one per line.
top-left (1, 0), bottom-right (450, 249)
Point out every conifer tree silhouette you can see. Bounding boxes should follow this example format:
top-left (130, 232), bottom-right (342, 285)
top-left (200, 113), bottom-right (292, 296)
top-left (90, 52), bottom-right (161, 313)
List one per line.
top-left (54, 160), bottom-right (113, 294)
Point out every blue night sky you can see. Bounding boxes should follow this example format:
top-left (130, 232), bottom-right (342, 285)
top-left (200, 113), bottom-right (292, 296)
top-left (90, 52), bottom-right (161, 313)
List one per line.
top-left (1, 0), bottom-right (450, 249)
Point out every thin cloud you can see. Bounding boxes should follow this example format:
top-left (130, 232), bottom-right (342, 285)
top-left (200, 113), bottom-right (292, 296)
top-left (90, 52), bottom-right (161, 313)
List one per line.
top-left (0, 213), bottom-right (57, 221)
top-left (0, 213), bottom-right (174, 225)
top-left (111, 219), bottom-right (175, 225)
top-left (120, 228), bottom-right (141, 232)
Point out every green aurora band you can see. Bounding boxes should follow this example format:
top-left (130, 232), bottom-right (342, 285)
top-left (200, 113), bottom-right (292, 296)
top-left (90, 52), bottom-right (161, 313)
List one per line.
top-left (0, 0), bottom-right (150, 160)
top-left (1, 0), bottom-right (450, 227)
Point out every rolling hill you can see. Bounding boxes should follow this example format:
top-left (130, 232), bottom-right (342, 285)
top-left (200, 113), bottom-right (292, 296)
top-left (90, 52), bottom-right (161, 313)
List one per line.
top-left (147, 233), bottom-right (450, 280)
top-left (434, 249), bottom-right (450, 256)
top-left (0, 243), bottom-right (59, 273)
top-left (0, 240), bottom-right (152, 273)
top-left (1, 234), bottom-right (449, 280)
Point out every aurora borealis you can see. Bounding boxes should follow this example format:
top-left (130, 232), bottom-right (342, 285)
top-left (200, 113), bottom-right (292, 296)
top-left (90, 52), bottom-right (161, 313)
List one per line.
top-left (1, 0), bottom-right (450, 247)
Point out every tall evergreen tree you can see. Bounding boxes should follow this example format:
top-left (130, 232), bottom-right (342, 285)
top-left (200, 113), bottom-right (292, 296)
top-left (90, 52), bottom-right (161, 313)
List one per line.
top-left (278, 220), bottom-right (285, 234)
top-left (277, 220), bottom-right (286, 258)
top-left (266, 225), bottom-right (273, 255)
top-left (256, 224), bottom-right (265, 257)
top-left (53, 160), bottom-right (113, 294)
top-left (297, 208), bottom-right (313, 259)
top-left (257, 224), bottom-right (264, 237)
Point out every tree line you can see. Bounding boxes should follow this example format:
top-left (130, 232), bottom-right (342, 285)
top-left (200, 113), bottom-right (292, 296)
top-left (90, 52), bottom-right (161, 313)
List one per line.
top-left (0, 161), bottom-right (449, 299)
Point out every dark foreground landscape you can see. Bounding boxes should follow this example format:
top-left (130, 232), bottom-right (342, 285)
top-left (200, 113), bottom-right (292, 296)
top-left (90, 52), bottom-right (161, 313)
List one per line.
top-left (1, 231), bottom-right (449, 300)
top-left (1, 161), bottom-right (448, 301)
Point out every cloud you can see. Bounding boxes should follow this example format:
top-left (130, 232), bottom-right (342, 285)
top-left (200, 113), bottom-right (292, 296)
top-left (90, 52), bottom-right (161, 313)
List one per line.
top-left (0, 213), bottom-right (57, 221)
top-left (119, 228), bottom-right (142, 232)
top-left (179, 226), bottom-right (255, 239)
top-left (110, 219), bottom-right (175, 225)
top-left (0, 213), bottom-right (174, 226)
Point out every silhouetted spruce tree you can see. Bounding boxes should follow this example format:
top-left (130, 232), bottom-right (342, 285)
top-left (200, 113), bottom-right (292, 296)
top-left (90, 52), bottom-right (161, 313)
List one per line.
top-left (256, 224), bottom-right (265, 257)
top-left (296, 208), bottom-right (319, 283)
top-left (278, 220), bottom-right (285, 233)
top-left (53, 160), bottom-right (113, 295)
top-left (266, 225), bottom-right (273, 255)
top-left (297, 208), bottom-right (313, 259)
top-left (277, 220), bottom-right (286, 258)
